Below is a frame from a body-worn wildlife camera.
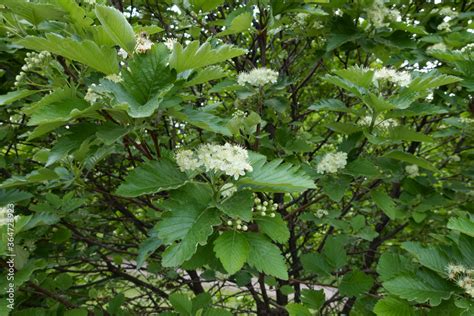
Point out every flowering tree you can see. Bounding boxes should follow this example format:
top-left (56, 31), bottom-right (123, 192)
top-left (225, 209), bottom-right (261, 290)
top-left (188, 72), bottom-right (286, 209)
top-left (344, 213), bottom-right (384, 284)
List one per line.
top-left (0, 0), bottom-right (473, 315)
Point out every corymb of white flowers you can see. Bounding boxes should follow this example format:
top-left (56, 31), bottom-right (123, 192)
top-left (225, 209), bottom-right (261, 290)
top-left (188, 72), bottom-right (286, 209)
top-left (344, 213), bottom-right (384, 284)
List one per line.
top-left (237, 68), bottom-right (279, 87)
top-left (373, 67), bottom-right (412, 87)
top-left (358, 115), bottom-right (398, 129)
top-left (176, 143), bottom-right (253, 180)
top-left (316, 151), bottom-right (348, 174)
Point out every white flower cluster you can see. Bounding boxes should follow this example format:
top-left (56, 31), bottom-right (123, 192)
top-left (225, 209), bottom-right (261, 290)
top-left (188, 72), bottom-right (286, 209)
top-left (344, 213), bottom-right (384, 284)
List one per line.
top-left (135, 35), bottom-right (153, 54)
top-left (227, 219), bottom-right (248, 231)
top-left (367, 0), bottom-right (401, 28)
top-left (316, 152), bottom-right (348, 174)
top-left (315, 209), bottom-right (329, 219)
top-left (118, 48), bottom-right (128, 59)
top-left (232, 110), bottom-right (247, 118)
top-left (164, 38), bottom-right (177, 50)
top-left (15, 51), bottom-right (52, 87)
top-left (106, 74), bottom-right (123, 83)
top-left (446, 264), bottom-right (474, 298)
top-left (373, 68), bottom-right (412, 87)
top-left (220, 183), bottom-right (237, 198)
top-left (459, 43), bottom-right (474, 53)
top-left (176, 143), bottom-right (253, 180)
top-left (253, 196), bottom-right (278, 218)
top-left (358, 115), bottom-right (398, 130)
top-left (405, 164), bottom-right (419, 178)
top-left (427, 43), bottom-right (447, 52)
top-left (237, 68), bottom-right (279, 87)
top-left (84, 84), bottom-right (100, 104)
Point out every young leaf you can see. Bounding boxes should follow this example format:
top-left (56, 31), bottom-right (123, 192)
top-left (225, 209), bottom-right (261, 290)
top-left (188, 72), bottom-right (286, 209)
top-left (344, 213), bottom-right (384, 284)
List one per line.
top-left (214, 231), bottom-right (249, 275)
top-left (95, 5), bottom-right (136, 54)
top-left (17, 34), bottom-right (119, 74)
top-left (255, 213), bottom-right (290, 244)
top-left (373, 297), bottom-right (416, 316)
top-left (115, 159), bottom-right (187, 197)
top-left (371, 189), bottom-right (403, 220)
top-left (339, 269), bottom-right (374, 297)
top-left (157, 183), bottom-right (221, 267)
top-left (169, 41), bottom-right (246, 72)
top-left (238, 155), bottom-right (316, 193)
top-left (218, 190), bottom-right (253, 221)
top-left (246, 233), bottom-right (288, 280)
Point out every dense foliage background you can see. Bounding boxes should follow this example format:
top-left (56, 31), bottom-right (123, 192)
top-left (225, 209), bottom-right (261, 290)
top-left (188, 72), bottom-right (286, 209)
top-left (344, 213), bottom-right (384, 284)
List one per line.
top-left (0, 0), bottom-right (473, 315)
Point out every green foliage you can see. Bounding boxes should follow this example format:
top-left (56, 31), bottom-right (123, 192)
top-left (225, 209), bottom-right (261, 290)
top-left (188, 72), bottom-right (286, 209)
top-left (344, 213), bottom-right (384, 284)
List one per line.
top-left (213, 231), bottom-right (249, 275)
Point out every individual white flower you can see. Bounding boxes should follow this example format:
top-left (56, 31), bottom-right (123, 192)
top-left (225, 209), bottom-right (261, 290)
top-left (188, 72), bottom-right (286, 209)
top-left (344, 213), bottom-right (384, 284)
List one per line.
top-left (316, 209), bottom-right (329, 219)
top-left (439, 7), bottom-right (458, 18)
top-left (237, 68), bottom-right (279, 87)
top-left (451, 155), bottom-right (461, 162)
top-left (175, 149), bottom-right (201, 172)
top-left (84, 84), bottom-right (100, 104)
top-left (106, 74), bottom-right (123, 83)
top-left (135, 36), bottom-right (153, 54)
top-left (437, 21), bottom-right (451, 32)
top-left (220, 183), bottom-right (237, 198)
top-left (316, 152), bottom-right (348, 174)
top-left (118, 48), bottom-right (128, 59)
top-left (367, 0), bottom-right (399, 28)
top-left (405, 164), bottom-right (419, 178)
top-left (427, 43), bottom-right (447, 52)
top-left (164, 37), bottom-right (177, 50)
top-left (374, 67), bottom-right (412, 87)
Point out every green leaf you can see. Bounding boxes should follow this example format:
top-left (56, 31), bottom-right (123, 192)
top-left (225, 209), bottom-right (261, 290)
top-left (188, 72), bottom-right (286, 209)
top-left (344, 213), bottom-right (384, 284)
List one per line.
top-left (322, 236), bottom-right (347, 269)
top-left (373, 297), bottom-right (416, 316)
top-left (301, 253), bottom-right (333, 276)
top-left (95, 5), bottom-right (136, 54)
top-left (286, 303), bottom-right (312, 316)
top-left (447, 217), bottom-right (474, 237)
top-left (218, 190), bottom-right (253, 221)
top-left (386, 126), bottom-right (433, 143)
top-left (377, 253), bottom-right (415, 282)
top-left (325, 122), bottom-right (362, 134)
top-left (320, 175), bottom-right (351, 202)
top-left (309, 98), bottom-right (349, 112)
top-left (17, 33), bottom-right (118, 74)
top-left (214, 231), bottom-right (249, 275)
top-left (246, 233), bottom-right (288, 280)
top-left (189, 0), bottom-right (225, 12)
top-left (136, 235), bottom-right (162, 270)
top-left (169, 293), bottom-right (192, 316)
top-left (3, 0), bottom-right (66, 25)
top-left (217, 12), bottom-right (253, 37)
top-left (362, 92), bottom-right (397, 112)
top-left (402, 242), bottom-right (450, 274)
top-left (157, 183), bottom-right (221, 267)
top-left (0, 90), bottom-right (37, 106)
top-left (0, 168), bottom-right (59, 189)
top-left (383, 270), bottom-right (455, 306)
top-left (115, 159), bottom-right (188, 197)
top-left (255, 213), bottom-right (290, 244)
top-left (334, 66), bottom-right (374, 89)
top-left (407, 72), bottom-right (462, 92)
top-left (0, 189), bottom-right (33, 206)
top-left (239, 155), bottom-right (315, 193)
top-left (371, 189), bottom-right (403, 220)
top-left (169, 41), bottom-right (246, 73)
top-left (344, 158), bottom-right (381, 178)
top-left (184, 66), bottom-right (227, 87)
top-left (301, 289), bottom-right (325, 310)
top-left (169, 108), bottom-right (231, 136)
top-left (339, 269), bottom-right (374, 297)
top-left (384, 150), bottom-right (437, 172)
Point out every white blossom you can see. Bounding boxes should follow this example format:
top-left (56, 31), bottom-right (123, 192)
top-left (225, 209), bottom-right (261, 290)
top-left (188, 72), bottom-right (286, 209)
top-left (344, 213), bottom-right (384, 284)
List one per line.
top-left (175, 143), bottom-right (253, 180)
top-left (316, 209), bottom-right (329, 219)
top-left (438, 7), bottom-right (458, 18)
top-left (427, 43), bottom-right (447, 52)
top-left (237, 68), bottom-right (279, 87)
top-left (437, 21), bottom-right (451, 32)
top-left (220, 183), bottom-right (237, 198)
top-left (405, 164), bottom-right (419, 178)
top-left (359, 115), bottom-right (398, 129)
top-left (175, 149), bottom-right (200, 172)
top-left (459, 43), bottom-right (474, 53)
top-left (164, 37), bottom-right (177, 50)
top-left (374, 67), bottom-right (412, 87)
top-left (367, 0), bottom-right (400, 28)
top-left (316, 152), bottom-right (348, 174)
top-left (106, 74), bottom-right (123, 83)
top-left (135, 36), bottom-right (153, 54)
top-left (118, 48), bottom-right (128, 59)
top-left (84, 84), bottom-right (100, 104)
